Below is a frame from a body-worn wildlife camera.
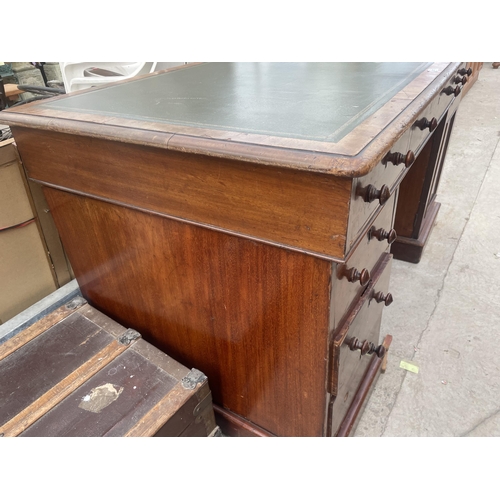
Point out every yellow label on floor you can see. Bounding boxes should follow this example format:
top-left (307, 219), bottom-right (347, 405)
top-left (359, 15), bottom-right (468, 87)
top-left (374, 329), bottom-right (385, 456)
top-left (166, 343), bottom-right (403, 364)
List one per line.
top-left (400, 360), bottom-right (419, 374)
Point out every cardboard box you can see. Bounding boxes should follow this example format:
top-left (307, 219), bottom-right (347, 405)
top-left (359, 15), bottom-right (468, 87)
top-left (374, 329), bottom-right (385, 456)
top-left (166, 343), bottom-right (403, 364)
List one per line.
top-left (0, 221), bottom-right (57, 323)
top-left (0, 138), bottom-right (73, 324)
top-left (0, 140), bottom-right (33, 228)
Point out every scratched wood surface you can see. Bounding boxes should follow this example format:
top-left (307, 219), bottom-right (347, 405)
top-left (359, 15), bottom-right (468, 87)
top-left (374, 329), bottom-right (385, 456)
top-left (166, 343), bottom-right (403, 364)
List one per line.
top-left (20, 349), bottom-right (178, 437)
top-left (2, 302), bottom-right (217, 437)
top-left (0, 312), bottom-right (113, 428)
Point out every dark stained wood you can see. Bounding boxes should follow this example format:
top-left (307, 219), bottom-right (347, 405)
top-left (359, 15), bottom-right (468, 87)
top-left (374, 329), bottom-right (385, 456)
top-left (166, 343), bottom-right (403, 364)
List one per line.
top-left (0, 299), bottom-right (85, 362)
top-left (0, 309), bottom-right (133, 436)
top-left (393, 93), bottom-right (460, 263)
top-left (2, 302), bottom-right (218, 437)
top-left (383, 150), bottom-right (415, 168)
top-left (427, 112), bottom-right (457, 211)
top-left (43, 187), bottom-right (333, 437)
top-left (391, 201), bottom-right (441, 264)
top-left (5, 340), bottom-right (127, 436)
top-left (12, 127), bottom-right (351, 260)
top-left (21, 348), bottom-right (177, 437)
top-left (0, 312), bottom-right (105, 426)
top-left (152, 381), bottom-right (217, 438)
top-left (393, 130), bottom-right (437, 238)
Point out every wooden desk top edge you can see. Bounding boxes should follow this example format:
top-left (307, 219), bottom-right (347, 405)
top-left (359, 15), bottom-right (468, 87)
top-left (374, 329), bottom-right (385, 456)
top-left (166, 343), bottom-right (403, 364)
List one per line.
top-left (0, 62), bottom-right (460, 178)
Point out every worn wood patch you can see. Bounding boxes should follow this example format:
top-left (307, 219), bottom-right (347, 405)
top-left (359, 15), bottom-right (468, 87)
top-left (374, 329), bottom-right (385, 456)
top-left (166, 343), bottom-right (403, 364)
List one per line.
top-left (21, 349), bottom-right (177, 437)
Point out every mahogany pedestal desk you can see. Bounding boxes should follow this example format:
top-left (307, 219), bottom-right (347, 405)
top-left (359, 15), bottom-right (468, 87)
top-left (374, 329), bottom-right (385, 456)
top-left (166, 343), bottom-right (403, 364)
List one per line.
top-left (1, 62), bottom-right (469, 436)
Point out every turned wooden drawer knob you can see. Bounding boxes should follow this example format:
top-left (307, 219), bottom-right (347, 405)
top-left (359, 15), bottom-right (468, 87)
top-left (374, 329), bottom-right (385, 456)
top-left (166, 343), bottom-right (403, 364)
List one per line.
top-left (373, 291), bottom-right (394, 306)
top-left (458, 67), bottom-right (472, 77)
top-left (442, 85), bottom-right (461, 97)
top-left (453, 75), bottom-right (468, 85)
top-left (415, 117), bottom-right (438, 132)
top-left (383, 150), bottom-right (415, 168)
top-left (356, 183), bottom-right (391, 205)
top-left (369, 226), bottom-right (397, 244)
top-left (346, 337), bottom-right (386, 358)
top-left (342, 266), bottom-right (370, 286)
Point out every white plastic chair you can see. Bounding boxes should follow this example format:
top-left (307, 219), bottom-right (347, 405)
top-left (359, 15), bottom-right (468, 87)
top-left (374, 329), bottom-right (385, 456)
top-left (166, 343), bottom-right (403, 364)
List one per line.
top-left (59, 62), bottom-right (158, 93)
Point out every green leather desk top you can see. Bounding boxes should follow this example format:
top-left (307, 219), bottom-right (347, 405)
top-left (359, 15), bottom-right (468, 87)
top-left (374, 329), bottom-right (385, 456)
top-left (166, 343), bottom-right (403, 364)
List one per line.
top-left (40, 62), bottom-right (432, 143)
top-left (3, 62), bottom-right (459, 176)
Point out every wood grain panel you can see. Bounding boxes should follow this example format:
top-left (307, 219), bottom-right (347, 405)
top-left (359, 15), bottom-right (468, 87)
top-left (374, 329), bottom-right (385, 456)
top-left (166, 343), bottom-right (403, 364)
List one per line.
top-left (13, 127), bottom-right (351, 260)
top-left (43, 188), bottom-right (333, 436)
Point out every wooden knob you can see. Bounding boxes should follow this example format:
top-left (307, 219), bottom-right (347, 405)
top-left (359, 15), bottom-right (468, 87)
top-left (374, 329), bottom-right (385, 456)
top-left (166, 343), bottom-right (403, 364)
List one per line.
top-left (458, 67), bottom-right (472, 77)
top-left (369, 226), bottom-right (397, 244)
top-left (373, 291), bottom-right (394, 306)
top-left (453, 75), bottom-right (468, 85)
top-left (383, 150), bottom-right (415, 168)
top-left (356, 184), bottom-right (391, 205)
top-left (346, 337), bottom-right (386, 358)
top-left (442, 85), bottom-right (461, 97)
top-left (342, 266), bottom-right (370, 286)
top-left (415, 117), bottom-right (438, 132)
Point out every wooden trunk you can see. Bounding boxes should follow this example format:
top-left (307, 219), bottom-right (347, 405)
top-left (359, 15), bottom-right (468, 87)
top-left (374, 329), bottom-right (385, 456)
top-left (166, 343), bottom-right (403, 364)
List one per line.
top-left (0, 297), bottom-right (219, 437)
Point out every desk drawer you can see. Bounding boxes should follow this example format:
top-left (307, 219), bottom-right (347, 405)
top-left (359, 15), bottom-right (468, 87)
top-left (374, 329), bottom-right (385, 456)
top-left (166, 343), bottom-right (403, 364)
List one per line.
top-left (434, 63), bottom-right (468, 122)
top-left (329, 253), bottom-right (393, 436)
top-left (408, 98), bottom-right (439, 156)
top-left (334, 193), bottom-right (396, 328)
top-left (409, 63), bottom-right (469, 157)
top-left (347, 134), bottom-right (409, 252)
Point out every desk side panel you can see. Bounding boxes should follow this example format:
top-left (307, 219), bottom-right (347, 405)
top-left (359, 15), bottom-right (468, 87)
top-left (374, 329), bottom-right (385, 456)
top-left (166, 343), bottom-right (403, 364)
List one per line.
top-left (12, 127), bottom-right (350, 260)
top-left (43, 188), bottom-right (332, 436)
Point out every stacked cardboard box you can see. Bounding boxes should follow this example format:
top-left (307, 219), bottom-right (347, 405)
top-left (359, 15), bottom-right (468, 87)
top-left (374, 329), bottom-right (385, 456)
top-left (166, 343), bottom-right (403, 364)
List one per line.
top-left (0, 139), bottom-right (72, 324)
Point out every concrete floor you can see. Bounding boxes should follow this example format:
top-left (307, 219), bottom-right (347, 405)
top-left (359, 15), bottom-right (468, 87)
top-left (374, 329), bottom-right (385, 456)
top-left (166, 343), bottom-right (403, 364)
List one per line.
top-left (355, 64), bottom-right (500, 437)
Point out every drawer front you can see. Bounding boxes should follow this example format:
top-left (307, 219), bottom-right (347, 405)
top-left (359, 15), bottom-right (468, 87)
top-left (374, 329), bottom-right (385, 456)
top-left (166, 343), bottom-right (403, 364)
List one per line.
top-left (329, 253), bottom-right (393, 436)
top-left (334, 193), bottom-right (396, 328)
top-left (409, 63), bottom-right (469, 157)
top-left (434, 62), bottom-right (467, 123)
top-left (347, 133), bottom-right (408, 252)
top-left (408, 97), bottom-right (439, 157)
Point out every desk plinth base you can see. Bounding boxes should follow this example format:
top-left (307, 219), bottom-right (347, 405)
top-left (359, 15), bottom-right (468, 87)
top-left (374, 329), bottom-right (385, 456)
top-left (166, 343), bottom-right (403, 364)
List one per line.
top-left (391, 201), bottom-right (441, 264)
top-left (214, 405), bottom-right (275, 437)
